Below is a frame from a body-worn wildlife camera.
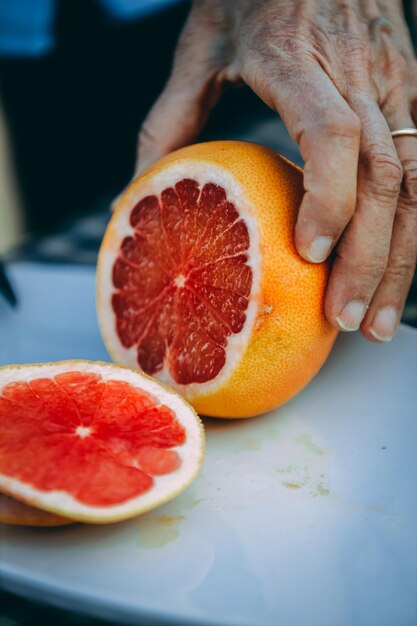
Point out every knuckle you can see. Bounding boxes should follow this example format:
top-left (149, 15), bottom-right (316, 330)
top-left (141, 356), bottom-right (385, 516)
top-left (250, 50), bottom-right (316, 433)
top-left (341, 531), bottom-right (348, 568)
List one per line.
top-left (357, 258), bottom-right (387, 282)
top-left (336, 240), bottom-right (388, 282)
top-left (322, 110), bottom-right (361, 141)
top-left (340, 35), bottom-right (371, 66)
top-left (384, 257), bottom-right (415, 284)
top-left (138, 120), bottom-right (159, 151)
top-left (336, 253), bottom-right (387, 285)
top-left (362, 147), bottom-right (403, 198)
top-left (300, 110), bottom-right (361, 149)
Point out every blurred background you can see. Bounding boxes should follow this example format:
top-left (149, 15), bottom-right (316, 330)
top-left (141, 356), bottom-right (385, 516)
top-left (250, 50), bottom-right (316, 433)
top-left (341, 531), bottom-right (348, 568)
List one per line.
top-left (0, 0), bottom-right (304, 260)
top-left (0, 0), bottom-right (416, 270)
top-left (0, 0), bottom-right (192, 251)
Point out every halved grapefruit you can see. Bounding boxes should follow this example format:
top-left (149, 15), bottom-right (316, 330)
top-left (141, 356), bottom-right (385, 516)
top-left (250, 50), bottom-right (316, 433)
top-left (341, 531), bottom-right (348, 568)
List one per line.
top-left (0, 493), bottom-right (72, 526)
top-left (0, 361), bottom-right (204, 524)
top-left (97, 141), bottom-right (337, 418)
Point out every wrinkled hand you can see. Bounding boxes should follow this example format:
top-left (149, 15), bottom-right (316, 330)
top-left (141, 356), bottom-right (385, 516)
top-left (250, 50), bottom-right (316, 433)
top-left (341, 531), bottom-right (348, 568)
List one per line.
top-left (136, 0), bottom-right (417, 342)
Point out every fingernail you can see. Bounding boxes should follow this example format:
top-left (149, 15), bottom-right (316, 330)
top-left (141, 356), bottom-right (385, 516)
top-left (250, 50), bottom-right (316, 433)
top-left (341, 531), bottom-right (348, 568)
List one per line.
top-left (369, 306), bottom-right (398, 342)
top-left (336, 300), bottom-right (367, 331)
top-left (305, 236), bottom-right (333, 263)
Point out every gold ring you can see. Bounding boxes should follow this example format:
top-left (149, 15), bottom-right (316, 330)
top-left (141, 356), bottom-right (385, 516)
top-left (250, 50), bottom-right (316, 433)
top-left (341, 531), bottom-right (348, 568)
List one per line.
top-left (391, 128), bottom-right (417, 138)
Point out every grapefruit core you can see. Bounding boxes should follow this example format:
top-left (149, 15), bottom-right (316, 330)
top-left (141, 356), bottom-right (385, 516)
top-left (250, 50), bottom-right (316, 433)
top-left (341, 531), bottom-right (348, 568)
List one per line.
top-left (98, 141), bottom-right (338, 417)
top-left (0, 361), bottom-right (204, 524)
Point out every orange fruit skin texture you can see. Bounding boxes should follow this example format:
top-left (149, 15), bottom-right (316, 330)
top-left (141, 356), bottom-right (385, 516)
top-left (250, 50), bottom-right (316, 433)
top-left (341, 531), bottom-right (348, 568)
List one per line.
top-left (106, 141), bottom-right (338, 418)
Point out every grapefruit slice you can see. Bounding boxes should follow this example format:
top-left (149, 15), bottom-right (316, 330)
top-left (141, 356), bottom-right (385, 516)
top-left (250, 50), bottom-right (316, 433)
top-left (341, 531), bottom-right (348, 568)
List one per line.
top-left (0, 361), bottom-right (204, 524)
top-left (0, 493), bottom-right (72, 527)
top-left (98, 141), bottom-right (337, 417)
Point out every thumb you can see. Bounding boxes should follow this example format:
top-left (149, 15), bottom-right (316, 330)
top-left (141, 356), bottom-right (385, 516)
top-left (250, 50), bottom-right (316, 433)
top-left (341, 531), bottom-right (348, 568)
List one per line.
top-left (135, 3), bottom-right (228, 175)
top-left (111, 68), bottom-right (220, 214)
top-left (111, 66), bottom-right (222, 213)
top-left (135, 67), bottom-right (222, 175)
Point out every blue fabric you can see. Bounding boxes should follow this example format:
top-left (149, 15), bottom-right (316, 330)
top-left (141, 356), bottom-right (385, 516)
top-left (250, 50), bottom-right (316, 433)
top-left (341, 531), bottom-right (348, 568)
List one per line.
top-left (101, 0), bottom-right (182, 19)
top-left (0, 0), bottom-right (182, 57)
top-left (0, 0), bottom-right (56, 56)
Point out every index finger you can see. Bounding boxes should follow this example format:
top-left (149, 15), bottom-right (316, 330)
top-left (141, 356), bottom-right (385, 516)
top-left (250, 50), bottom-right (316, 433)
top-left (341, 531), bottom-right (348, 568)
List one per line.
top-left (247, 62), bottom-right (361, 263)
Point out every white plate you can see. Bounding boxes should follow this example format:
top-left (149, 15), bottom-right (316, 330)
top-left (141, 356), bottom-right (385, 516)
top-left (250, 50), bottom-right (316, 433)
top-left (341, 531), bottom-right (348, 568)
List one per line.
top-left (1, 263), bottom-right (416, 626)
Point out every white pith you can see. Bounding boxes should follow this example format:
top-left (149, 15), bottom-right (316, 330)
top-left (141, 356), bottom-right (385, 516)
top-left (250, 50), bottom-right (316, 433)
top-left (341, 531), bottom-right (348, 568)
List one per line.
top-left (97, 161), bottom-right (261, 399)
top-left (0, 361), bottom-right (204, 523)
top-left (76, 425), bottom-right (92, 438)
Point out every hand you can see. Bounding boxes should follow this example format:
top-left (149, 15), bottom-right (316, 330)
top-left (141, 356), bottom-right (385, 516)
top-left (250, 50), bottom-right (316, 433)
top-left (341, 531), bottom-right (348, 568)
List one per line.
top-left (136, 0), bottom-right (417, 342)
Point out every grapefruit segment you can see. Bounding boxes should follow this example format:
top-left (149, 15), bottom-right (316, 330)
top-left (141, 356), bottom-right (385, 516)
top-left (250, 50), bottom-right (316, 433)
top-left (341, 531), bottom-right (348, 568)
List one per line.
top-left (0, 361), bottom-right (204, 523)
top-left (189, 256), bottom-right (252, 297)
top-left (136, 446), bottom-right (181, 475)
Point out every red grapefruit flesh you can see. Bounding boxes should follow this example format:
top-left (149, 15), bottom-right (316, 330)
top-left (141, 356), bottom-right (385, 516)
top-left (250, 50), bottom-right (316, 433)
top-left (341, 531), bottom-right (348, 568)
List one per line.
top-left (111, 179), bottom-right (252, 385)
top-left (0, 361), bottom-right (204, 523)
